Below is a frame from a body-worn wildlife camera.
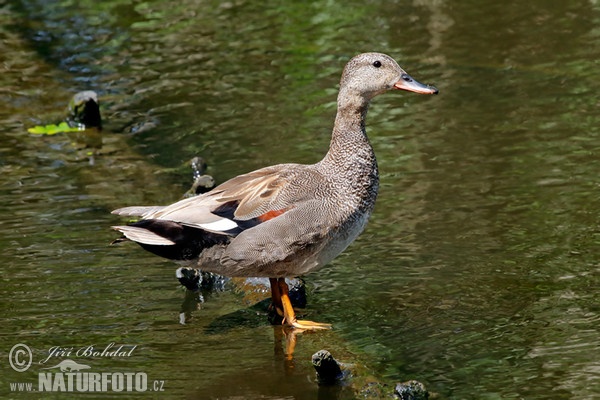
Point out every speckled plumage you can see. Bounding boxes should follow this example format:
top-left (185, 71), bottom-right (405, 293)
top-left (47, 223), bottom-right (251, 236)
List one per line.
top-left (112, 52), bottom-right (438, 278)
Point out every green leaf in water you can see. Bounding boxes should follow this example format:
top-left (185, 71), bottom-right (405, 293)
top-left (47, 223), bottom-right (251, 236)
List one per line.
top-left (27, 121), bottom-right (84, 135)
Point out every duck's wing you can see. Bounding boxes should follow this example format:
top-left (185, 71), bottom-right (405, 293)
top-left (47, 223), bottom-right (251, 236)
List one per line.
top-left (112, 164), bottom-right (318, 235)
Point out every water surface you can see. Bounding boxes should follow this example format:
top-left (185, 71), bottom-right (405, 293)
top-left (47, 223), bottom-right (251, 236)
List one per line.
top-left (1, 1), bottom-right (599, 398)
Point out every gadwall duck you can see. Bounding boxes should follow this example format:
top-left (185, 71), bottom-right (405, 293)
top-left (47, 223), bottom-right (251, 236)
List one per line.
top-left (112, 52), bottom-right (438, 330)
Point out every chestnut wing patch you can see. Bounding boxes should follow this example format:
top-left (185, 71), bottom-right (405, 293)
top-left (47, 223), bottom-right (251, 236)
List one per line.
top-left (256, 209), bottom-right (287, 222)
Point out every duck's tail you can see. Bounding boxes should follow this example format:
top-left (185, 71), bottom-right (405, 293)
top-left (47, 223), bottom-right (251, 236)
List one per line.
top-left (112, 219), bottom-right (230, 261)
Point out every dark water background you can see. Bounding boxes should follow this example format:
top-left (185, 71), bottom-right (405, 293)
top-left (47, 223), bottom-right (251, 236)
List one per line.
top-left (1, 1), bottom-right (599, 398)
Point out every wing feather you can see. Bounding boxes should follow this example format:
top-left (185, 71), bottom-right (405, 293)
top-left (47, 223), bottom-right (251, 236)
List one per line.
top-left (111, 163), bottom-right (321, 234)
top-left (111, 206), bottom-right (166, 218)
top-left (112, 225), bottom-right (176, 245)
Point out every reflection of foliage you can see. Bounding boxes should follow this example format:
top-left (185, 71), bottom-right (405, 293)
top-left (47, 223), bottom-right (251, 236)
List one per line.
top-left (9, 0), bottom-right (136, 84)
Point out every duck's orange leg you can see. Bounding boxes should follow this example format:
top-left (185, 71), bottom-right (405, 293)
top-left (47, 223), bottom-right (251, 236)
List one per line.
top-left (276, 278), bottom-right (331, 331)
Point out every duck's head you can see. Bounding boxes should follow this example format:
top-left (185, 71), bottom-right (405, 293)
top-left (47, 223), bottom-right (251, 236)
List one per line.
top-left (340, 52), bottom-right (438, 100)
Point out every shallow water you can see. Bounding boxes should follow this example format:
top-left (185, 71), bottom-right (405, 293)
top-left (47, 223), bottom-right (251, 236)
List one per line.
top-left (1, 0), bottom-right (600, 399)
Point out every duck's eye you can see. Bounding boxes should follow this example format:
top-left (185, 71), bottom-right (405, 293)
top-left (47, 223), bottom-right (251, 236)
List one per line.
top-left (372, 60), bottom-right (382, 68)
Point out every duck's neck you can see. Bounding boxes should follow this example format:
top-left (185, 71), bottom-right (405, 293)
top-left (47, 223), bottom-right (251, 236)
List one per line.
top-left (320, 88), bottom-right (379, 200)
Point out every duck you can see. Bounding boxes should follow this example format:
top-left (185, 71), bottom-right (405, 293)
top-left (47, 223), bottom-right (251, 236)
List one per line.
top-left (111, 52), bottom-right (438, 330)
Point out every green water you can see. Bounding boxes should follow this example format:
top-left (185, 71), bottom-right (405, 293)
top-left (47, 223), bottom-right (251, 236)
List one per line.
top-left (1, 1), bottom-right (599, 398)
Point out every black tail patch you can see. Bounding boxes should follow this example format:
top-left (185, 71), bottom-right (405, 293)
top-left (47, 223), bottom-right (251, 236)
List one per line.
top-left (126, 219), bottom-right (230, 261)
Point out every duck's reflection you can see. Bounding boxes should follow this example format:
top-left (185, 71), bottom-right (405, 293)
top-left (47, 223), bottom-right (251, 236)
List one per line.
top-left (176, 268), bottom-right (315, 361)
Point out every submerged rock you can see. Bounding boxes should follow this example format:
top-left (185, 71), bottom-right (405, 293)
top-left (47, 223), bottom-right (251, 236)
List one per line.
top-left (68, 90), bottom-right (102, 129)
top-left (311, 349), bottom-right (431, 399)
top-left (176, 267), bottom-right (229, 292)
top-left (312, 350), bottom-right (350, 384)
top-left (394, 380), bottom-right (429, 400)
top-left (185, 156), bottom-right (216, 196)
top-left (28, 90), bottom-right (102, 141)
top-left (176, 267), bottom-right (202, 291)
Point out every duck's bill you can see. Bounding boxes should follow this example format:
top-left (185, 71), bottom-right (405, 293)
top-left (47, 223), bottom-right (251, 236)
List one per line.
top-left (394, 73), bottom-right (439, 95)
